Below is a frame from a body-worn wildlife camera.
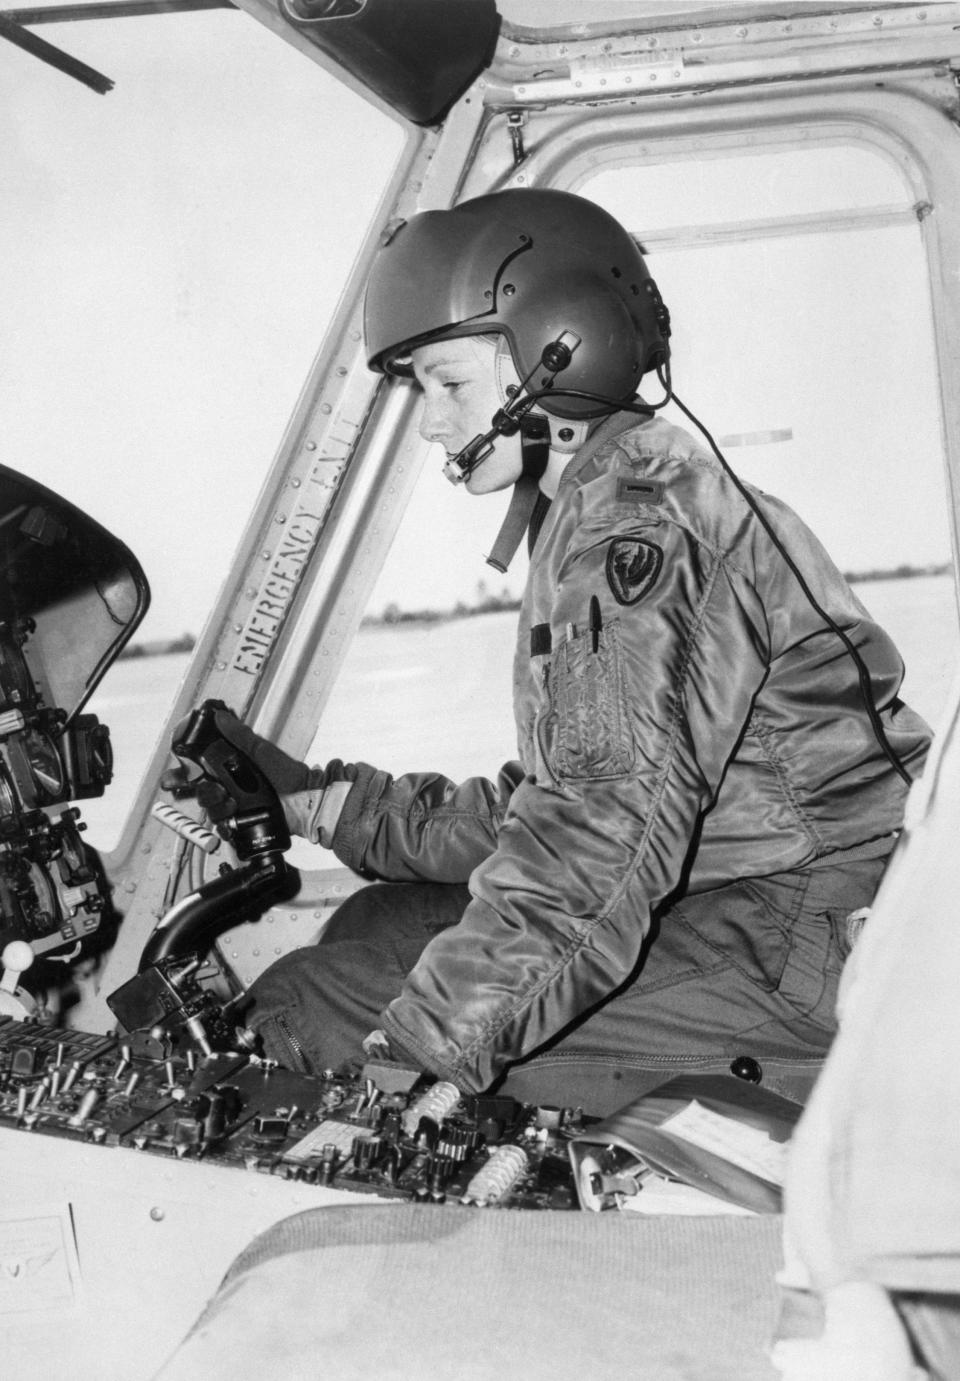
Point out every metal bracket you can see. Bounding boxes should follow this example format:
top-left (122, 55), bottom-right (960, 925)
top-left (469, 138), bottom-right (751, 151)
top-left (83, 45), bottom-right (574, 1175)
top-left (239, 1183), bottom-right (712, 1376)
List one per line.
top-left (507, 110), bottom-right (526, 166)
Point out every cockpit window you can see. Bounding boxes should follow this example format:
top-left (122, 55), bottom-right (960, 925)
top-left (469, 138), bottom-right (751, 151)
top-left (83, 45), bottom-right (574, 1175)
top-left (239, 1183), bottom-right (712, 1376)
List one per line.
top-left (0, 12), bottom-right (402, 848)
top-left (589, 145), bottom-right (911, 228)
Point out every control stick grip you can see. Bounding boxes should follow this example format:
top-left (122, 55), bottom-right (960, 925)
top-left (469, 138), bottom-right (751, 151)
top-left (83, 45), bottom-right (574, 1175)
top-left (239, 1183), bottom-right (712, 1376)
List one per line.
top-left (171, 701), bottom-right (291, 859)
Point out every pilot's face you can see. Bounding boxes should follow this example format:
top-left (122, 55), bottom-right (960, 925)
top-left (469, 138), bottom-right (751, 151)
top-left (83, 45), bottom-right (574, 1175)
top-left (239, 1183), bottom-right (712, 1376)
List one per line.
top-left (412, 336), bottom-right (524, 495)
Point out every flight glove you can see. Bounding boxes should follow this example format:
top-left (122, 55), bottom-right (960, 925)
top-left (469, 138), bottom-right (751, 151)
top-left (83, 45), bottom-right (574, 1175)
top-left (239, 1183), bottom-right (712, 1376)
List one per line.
top-left (193, 707), bottom-right (356, 847)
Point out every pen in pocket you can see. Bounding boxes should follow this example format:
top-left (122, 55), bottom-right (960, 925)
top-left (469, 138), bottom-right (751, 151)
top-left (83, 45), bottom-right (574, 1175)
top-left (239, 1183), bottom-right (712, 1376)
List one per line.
top-left (589, 595), bottom-right (603, 653)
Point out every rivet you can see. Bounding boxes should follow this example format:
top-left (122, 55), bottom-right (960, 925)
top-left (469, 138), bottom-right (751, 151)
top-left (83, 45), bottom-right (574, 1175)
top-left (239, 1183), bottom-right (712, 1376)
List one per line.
top-left (275, 514), bottom-right (286, 523)
top-left (262, 551), bottom-right (271, 560)
top-left (233, 623), bottom-right (242, 633)
top-left (216, 661), bottom-right (226, 671)
top-left (320, 403), bottom-right (332, 415)
top-left (305, 440), bottom-right (317, 451)
top-left (150, 1207), bottom-right (165, 1222)
top-left (336, 366), bottom-right (347, 377)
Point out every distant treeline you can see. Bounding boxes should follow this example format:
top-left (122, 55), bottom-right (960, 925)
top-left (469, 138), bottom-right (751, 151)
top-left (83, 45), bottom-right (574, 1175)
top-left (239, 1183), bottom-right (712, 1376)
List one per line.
top-left (119, 632), bottom-right (196, 660)
top-left (365, 562), bottom-right (954, 629)
top-left (844, 561), bottom-right (951, 584)
top-left (118, 563), bottom-right (953, 654)
top-left (367, 580), bottom-right (520, 629)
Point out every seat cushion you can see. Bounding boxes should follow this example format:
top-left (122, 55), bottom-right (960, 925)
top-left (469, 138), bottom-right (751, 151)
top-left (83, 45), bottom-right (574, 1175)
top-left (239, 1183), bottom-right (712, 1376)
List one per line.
top-left (155, 1203), bottom-right (784, 1381)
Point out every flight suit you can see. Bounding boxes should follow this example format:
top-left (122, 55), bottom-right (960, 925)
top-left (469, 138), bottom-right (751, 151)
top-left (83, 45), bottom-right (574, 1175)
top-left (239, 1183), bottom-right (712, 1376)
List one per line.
top-left (247, 413), bottom-right (929, 1111)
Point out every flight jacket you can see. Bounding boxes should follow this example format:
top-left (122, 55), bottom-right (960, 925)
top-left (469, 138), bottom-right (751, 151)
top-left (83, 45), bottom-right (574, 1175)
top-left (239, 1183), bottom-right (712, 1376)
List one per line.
top-left (327, 413), bottom-right (931, 1091)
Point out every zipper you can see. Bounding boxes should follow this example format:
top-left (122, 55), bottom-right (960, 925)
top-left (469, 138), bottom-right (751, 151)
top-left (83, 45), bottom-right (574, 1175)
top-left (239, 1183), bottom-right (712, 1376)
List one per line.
top-left (274, 1012), bottom-right (311, 1074)
top-left (529, 659), bottom-right (560, 789)
top-left (525, 1050), bottom-right (825, 1071)
top-left (534, 706), bottom-right (560, 790)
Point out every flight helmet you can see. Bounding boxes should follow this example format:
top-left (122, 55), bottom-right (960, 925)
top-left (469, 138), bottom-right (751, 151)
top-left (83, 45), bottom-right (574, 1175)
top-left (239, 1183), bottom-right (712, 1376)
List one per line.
top-left (364, 188), bottom-right (670, 421)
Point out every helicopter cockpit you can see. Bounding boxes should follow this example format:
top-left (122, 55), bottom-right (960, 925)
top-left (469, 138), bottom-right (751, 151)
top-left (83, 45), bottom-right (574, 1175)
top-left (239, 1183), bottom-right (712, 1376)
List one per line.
top-left (3, 3), bottom-right (960, 1379)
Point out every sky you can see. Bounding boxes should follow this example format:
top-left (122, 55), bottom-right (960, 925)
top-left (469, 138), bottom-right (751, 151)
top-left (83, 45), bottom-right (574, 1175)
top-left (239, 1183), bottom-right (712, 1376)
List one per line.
top-left (2, 3), bottom-right (954, 642)
top-left (1, 4), bottom-right (403, 639)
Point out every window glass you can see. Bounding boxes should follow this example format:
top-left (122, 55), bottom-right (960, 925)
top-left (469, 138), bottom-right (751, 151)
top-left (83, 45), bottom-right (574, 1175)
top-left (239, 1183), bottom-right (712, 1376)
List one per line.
top-left (0, 11), bottom-right (402, 847)
top-left (588, 145), bottom-right (911, 229)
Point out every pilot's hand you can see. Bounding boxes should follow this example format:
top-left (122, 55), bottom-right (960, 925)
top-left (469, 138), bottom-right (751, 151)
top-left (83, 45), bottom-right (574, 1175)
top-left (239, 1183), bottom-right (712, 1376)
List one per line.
top-left (189, 709), bottom-right (356, 845)
top-left (194, 776), bottom-right (237, 826)
top-left (205, 708), bottom-right (315, 796)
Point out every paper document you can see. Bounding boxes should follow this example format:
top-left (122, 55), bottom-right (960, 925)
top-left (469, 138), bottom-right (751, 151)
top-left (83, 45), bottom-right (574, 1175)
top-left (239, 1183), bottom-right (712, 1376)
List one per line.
top-left (622, 1177), bottom-right (757, 1216)
top-left (660, 1100), bottom-right (788, 1185)
top-left (0, 1204), bottom-right (81, 1315)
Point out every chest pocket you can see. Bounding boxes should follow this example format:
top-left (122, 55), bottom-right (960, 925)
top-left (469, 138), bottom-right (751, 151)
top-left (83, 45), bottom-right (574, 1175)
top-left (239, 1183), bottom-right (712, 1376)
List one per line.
top-left (542, 620), bottom-right (635, 781)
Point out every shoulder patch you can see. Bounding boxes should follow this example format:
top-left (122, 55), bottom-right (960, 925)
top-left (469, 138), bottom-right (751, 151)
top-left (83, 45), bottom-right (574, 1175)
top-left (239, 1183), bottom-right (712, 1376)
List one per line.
top-left (606, 538), bottom-right (663, 606)
top-left (616, 477), bottom-right (664, 505)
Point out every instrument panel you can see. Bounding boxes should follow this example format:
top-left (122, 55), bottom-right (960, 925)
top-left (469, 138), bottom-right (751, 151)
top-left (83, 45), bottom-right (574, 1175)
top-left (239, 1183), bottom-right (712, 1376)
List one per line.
top-left (0, 1016), bottom-right (584, 1211)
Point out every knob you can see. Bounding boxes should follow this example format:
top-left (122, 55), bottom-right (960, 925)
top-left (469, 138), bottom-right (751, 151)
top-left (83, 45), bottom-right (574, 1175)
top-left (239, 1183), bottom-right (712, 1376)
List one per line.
top-left (1, 940), bottom-right (34, 991)
top-left (0, 941), bottom-right (38, 1018)
top-left (730, 1055), bottom-right (763, 1084)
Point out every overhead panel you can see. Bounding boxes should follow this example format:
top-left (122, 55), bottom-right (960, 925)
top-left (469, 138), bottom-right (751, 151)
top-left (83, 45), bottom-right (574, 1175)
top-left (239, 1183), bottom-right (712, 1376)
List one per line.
top-left (279, 0), bottom-right (501, 125)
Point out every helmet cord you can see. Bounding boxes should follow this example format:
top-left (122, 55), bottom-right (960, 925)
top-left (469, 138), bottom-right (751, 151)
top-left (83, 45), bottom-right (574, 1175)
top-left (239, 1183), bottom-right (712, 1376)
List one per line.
top-left (662, 370), bottom-right (913, 787)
